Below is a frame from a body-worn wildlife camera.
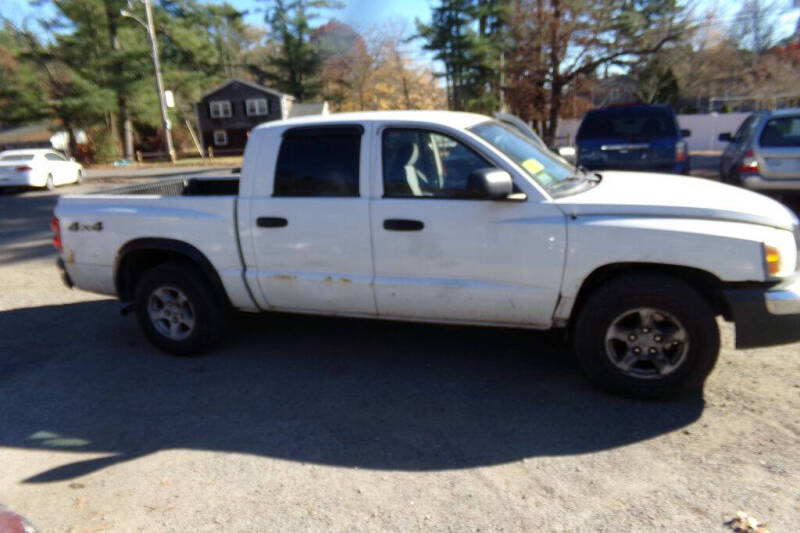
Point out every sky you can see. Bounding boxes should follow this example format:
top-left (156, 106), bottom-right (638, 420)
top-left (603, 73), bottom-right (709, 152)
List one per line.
top-left (228, 0), bottom-right (433, 29)
top-left (0, 0), bottom-right (434, 31)
top-left (2, 0), bottom-right (798, 47)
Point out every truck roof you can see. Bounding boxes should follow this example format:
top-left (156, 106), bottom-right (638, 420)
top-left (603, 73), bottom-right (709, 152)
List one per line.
top-left (254, 110), bottom-right (491, 131)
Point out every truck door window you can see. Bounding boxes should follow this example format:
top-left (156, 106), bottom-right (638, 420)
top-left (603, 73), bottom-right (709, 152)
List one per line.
top-left (274, 127), bottom-right (361, 197)
top-left (382, 129), bottom-right (491, 198)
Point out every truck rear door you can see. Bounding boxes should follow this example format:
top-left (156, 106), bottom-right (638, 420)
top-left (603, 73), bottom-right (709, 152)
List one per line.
top-left (242, 125), bottom-right (376, 315)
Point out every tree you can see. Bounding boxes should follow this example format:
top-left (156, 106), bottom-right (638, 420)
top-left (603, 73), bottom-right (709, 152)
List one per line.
top-left (416, 0), bottom-right (508, 112)
top-left (503, 0), bottom-right (689, 142)
top-left (0, 23), bottom-right (113, 156)
top-left (732, 0), bottom-right (781, 54)
top-left (0, 26), bottom-right (50, 127)
top-left (262, 0), bottom-right (341, 101)
top-left (312, 20), bottom-right (369, 109)
top-left (632, 57), bottom-right (681, 107)
top-left (311, 20), bottom-right (445, 111)
top-left (36, 0), bottom-right (150, 159)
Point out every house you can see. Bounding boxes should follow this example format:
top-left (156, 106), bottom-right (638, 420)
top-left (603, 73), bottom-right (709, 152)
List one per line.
top-left (194, 79), bottom-right (328, 154)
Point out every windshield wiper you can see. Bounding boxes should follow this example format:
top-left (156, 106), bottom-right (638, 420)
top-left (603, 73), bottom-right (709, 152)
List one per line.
top-left (573, 165), bottom-right (601, 183)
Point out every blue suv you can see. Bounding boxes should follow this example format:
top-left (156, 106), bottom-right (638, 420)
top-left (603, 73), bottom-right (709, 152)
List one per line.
top-left (576, 104), bottom-right (691, 174)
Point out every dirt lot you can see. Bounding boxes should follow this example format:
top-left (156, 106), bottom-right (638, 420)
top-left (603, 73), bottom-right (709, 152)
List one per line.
top-left (1, 179), bottom-right (799, 532)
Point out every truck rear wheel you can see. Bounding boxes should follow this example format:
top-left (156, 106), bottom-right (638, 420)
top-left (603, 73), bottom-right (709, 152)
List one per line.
top-left (133, 261), bottom-right (226, 355)
top-left (573, 274), bottom-right (719, 398)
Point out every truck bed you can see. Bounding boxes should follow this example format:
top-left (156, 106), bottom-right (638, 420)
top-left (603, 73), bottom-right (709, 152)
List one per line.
top-left (56, 175), bottom-right (257, 311)
top-left (98, 176), bottom-right (239, 196)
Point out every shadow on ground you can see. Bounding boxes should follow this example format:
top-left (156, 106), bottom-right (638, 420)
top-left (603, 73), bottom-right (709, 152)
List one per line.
top-left (0, 300), bottom-right (704, 483)
top-left (0, 193), bottom-right (58, 266)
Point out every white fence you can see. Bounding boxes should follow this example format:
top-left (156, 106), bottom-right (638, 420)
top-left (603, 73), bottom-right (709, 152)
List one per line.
top-left (555, 112), bottom-right (751, 152)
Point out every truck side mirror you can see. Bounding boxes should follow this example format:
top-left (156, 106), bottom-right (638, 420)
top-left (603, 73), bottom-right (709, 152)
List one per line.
top-left (467, 168), bottom-right (514, 200)
top-left (680, 129), bottom-right (691, 138)
top-left (718, 132), bottom-right (732, 142)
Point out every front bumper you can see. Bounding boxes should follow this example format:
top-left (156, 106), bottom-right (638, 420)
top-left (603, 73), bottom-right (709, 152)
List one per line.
top-left (724, 275), bottom-right (800, 348)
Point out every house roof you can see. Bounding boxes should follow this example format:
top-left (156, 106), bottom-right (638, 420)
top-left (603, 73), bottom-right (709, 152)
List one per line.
top-left (0, 123), bottom-right (56, 145)
top-left (199, 78), bottom-right (291, 101)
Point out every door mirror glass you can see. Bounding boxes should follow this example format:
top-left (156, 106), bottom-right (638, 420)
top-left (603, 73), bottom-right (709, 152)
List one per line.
top-left (467, 168), bottom-right (513, 199)
top-left (718, 132), bottom-right (732, 142)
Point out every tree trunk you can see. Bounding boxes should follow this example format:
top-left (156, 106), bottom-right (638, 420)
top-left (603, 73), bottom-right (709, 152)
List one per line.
top-left (63, 118), bottom-right (78, 159)
top-left (104, 2), bottom-right (130, 159)
top-left (120, 98), bottom-right (134, 159)
top-left (546, 80), bottom-right (563, 145)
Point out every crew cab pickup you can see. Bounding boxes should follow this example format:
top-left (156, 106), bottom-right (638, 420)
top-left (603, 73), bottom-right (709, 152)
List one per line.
top-left (53, 111), bottom-right (800, 398)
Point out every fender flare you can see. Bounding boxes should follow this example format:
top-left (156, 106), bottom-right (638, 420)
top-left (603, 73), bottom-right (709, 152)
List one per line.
top-left (114, 237), bottom-right (232, 307)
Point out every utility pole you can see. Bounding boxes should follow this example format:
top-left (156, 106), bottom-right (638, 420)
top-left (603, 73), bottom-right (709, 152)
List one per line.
top-left (123, 1), bottom-right (175, 162)
top-left (144, 0), bottom-right (175, 162)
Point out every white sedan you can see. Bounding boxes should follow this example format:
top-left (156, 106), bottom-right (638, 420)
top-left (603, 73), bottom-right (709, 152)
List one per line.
top-left (0, 149), bottom-right (84, 190)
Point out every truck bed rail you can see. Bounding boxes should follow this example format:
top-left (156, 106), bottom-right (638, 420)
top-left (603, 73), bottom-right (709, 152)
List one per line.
top-left (97, 176), bottom-right (239, 196)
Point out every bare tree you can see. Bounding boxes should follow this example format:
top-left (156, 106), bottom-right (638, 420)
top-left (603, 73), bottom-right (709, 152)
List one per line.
top-left (732, 0), bottom-right (781, 54)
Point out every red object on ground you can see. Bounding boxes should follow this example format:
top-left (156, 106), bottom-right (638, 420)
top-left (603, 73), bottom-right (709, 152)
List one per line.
top-left (0, 510), bottom-right (27, 533)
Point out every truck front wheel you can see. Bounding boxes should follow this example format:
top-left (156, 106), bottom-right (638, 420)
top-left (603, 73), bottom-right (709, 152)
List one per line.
top-left (573, 274), bottom-right (720, 398)
top-left (133, 261), bottom-right (227, 355)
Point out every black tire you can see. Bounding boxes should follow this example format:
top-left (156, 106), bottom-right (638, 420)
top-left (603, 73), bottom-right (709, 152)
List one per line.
top-left (728, 167), bottom-right (741, 186)
top-left (133, 261), bottom-right (228, 356)
top-left (573, 274), bottom-right (719, 399)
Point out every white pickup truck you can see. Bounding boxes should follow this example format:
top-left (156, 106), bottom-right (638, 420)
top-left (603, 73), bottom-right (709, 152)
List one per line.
top-left (53, 111), bottom-right (800, 397)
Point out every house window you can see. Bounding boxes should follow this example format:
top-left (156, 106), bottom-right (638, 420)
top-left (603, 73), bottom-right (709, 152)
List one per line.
top-left (213, 130), bottom-right (228, 146)
top-left (209, 100), bottom-right (232, 118)
top-left (246, 98), bottom-right (269, 116)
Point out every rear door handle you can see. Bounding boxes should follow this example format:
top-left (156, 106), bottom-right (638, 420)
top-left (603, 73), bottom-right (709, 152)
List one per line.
top-left (383, 219), bottom-right (424, 231)
top-left (257, 217), bottom-right (288, 228)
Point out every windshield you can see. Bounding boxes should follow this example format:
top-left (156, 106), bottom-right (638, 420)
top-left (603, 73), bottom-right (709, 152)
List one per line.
top-left (577, 107), bottom-right (678, 141)
top-left (469, 120), bottom-right (577, 191)
top-left (0, 153), bottom-right (35, 161)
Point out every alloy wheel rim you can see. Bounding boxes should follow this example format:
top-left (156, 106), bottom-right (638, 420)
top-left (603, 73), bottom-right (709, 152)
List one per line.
top-left (604, 307), bottom-right (690, 380)
top-left (147, 286), bottom-right (196, 341)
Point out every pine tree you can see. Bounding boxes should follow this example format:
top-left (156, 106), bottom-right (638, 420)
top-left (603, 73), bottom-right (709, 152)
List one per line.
top-left (262, 0), bottom-right (342, 101)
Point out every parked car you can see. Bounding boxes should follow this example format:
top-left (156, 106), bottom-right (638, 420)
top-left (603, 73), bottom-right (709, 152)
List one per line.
top-left (719, 108), bottom-right (800, 191)
top-left (52, 111), bottom-right (800, 398)
top-left (576, 104), bottom-right (691, 174)
top-left (0, 149), bottom-right (83, 190)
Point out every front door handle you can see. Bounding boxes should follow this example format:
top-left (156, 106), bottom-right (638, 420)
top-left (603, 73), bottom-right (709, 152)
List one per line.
top-left (383, 219), bottom-right (424, 231)
top-left (257, 217), bottom-right (288, 228)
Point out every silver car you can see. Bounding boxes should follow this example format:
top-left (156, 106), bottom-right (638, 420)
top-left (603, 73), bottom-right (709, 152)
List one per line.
top-left (719, 108), bottom-right (800, 191)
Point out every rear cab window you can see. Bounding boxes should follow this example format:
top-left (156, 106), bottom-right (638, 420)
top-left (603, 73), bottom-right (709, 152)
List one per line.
top-left (759, 116), bottom-right (800, 147)
top-left (273, 126), bottom-right (362, 197)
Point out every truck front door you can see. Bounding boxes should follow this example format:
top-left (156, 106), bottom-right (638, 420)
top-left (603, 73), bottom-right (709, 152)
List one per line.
top-left (369, 126), bottom-right (566, 326)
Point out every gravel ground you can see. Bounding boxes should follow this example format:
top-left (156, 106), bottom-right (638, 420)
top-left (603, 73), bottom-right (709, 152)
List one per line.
top-left (1, 181), bottom-right (799, 532)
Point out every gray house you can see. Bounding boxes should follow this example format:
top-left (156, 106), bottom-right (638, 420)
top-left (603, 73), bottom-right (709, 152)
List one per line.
top-left (194, 79), bottom-right (328, 154)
